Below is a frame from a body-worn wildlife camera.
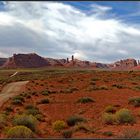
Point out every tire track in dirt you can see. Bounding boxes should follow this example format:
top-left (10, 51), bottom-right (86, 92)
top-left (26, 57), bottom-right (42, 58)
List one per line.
top-left (0, 81), bottom-right (28, 107)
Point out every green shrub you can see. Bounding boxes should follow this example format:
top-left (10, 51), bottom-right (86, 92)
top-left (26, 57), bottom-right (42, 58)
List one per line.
top-left (91, 78), bottom-right (99, 81)
top-left (90, 81), bottom-right (96, 85)
top-left (103, 131), bottom-right (113, 136)
top-left (112, 84), bottom-right (124, 89)
top-left (12, 95), bottom-right (25, 102)
top-left (52, 120), bottom-right (66, 131)
top-left (62, 130), bottom-right (73, 138)
top-left (104, 105), bottom-right (116, 113)
top-left (67, 116), bottom-right (86, 126)
top-left (115, 108), bottom-right (134, 124)
top-left (74, 124), bottom-right (91, 133)
top-left (128, 97), bottom-right (140, 107)
top-left (12, 99), bottom-right (23, 105)
top-left (134, 86), bottom-right (140, 91)
top-left (7, 126), bottom-right (33, 138)
top-left (77, 97), bottom-right (95, 104)
top-left (99, 85), bottom-right (108, 90)
top-left (25, 105), bottom-right (40, 116)
top-left (0, 114), bottom-right (7, 129)
top-left (102, 113), bottom-right (116, 125)
top-left (39, 99), bottom-right (50, 104)
top-left (13, 114), bottom-right (37, 131)
top-left (41, 90), bottom-right (50, 96)
top-left (35, 114), bottom-right (45, 122)
top-left (5, 106), bottom-right (13, 113)
top-left (119, 129), bottom-right (140, 138)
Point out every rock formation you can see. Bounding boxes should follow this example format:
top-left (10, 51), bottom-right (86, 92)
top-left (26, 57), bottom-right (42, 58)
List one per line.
top-left (3, 53), bottom-right (50, 68)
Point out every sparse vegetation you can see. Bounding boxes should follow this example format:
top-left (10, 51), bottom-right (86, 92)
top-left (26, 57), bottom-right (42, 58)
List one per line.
top-left (102, 113), bottom-right (116, 125)
top-left (77, 97), bottom-right (95, 103)
top-left (0, 114), bottom-right (7, 129)
top-left (62, 130), bottom-right (73, 138)
top-left (25, 105), bottom-right (40, 116)
top-left (128, 97), bottom-right (140, 107)
top-left (41, 90), bottom-right (50, 96)
top-left (104, 105), bottom-right (116, 113)
top-left (103, 108), bottom-right (135, 125)
top-left (67, 116), bottom-right (86, 126)
top-left (103, 131), bottom-right (113, 136)
top-left (39, 98), bottom-right (50, 104)
top-left (118, 129), bottom-right (140, 138)
top-left (112, 84), bottom-right (124, 89)
top-left (99, 85), bottom-right (108, 90)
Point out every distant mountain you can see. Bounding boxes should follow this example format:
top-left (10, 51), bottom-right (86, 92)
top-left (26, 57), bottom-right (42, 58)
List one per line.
top-left (0, 58), bottom-right (7, 66)
top-left (0, 53), bottom-right (139, 70)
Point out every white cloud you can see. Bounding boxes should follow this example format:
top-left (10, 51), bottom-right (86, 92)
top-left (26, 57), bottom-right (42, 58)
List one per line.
top-left (0, 2), bottom-right (140, 63)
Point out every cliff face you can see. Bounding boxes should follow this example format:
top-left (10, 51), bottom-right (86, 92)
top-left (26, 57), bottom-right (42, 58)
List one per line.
top-left (3, 53), bottom-right (50, 68)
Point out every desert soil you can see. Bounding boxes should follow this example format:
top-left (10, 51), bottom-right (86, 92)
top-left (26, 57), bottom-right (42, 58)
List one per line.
top-left (1, 70), bottom-right (140, 138)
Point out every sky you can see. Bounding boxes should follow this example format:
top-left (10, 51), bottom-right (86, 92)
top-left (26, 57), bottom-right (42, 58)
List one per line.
top-left (0, 1), bottom-right (140, 63)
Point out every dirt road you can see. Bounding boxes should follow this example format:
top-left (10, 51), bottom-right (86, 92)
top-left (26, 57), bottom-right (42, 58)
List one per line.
top-left (0, 81), bottom-right (28, 107)
top-left (10, 71), bottom-right (18, 77)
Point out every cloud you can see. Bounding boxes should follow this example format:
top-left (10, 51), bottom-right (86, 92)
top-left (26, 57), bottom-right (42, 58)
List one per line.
top-left (0, 1), bottom-right (140, 63)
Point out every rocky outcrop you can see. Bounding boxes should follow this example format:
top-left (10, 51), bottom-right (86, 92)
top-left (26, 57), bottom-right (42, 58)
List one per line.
top-left (45, 58), bottom-right (67, 66)
top-left (109, 58), bottom-right (137, 70)
top-left (64, 59), bottom-right (91, 67)
top-left (3, 53), bottom-right (50, 68)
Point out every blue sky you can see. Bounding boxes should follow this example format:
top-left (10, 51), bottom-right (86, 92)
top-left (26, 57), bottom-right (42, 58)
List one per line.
top-left (0, 1), bottom-right (140, 63)
top-left (65, 1), bottom-right (140, 23)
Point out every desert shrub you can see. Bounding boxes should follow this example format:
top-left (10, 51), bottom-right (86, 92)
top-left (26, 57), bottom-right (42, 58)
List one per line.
top-left (103, 131), bottom-right (113, 136)
top-left (91, 78), bottom-right (100, 81)
top-left (7, 126), bottom-right (33, 138)
top-left (102, 113), bottom-right (116, 125)
top-left (31, 92), bottom-right (38, 96)
top-left (5, 106), bottom-right (13, 113)
top-left (25, 108), bottom-right (40, 116)
top-left (74, 124), bottom-right (91, 133)
top-left (62, 130), bottom-right (73, 138)
top-left (119, 129), bottom-right (140, 138)
top-left (134, 86), bottom-right (140, 91)
top-left (12, 99), bottom-right (23, 105)
top-left (115, 108), bottom-right (134, 124)
top-left (26, 95), bottom-right (31, 99)
top-left (35, 114), bottom-right (45, 122)
top-left (77, 97), bottom-right (95, 104)
top-left (52, 120), bottom-right (66, 131)
top-left (12, 95), bottom-right (25, 102)
top-left (67, 116), bottom-right (86, 126)
top-left (104, 105), bottom-right (116, 113)
top-left (13, 114), bottom-right (37, 131)
top-left (99, 85), bottom-right (108, 90)
top-left (39, 99), bottom-right (50, 104)
top-left (62, 88), bottom-right (77, 93)
top-left (128, 97), bottom-right (140, 107)
top-left (112, 84), bottom-right (124, 89)
top-left (90, 81), bottom-right (96, 85)
top-left (0, 114), bottom-right (7, 129)
top-left (41, 90), bottom-right (50, 96)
